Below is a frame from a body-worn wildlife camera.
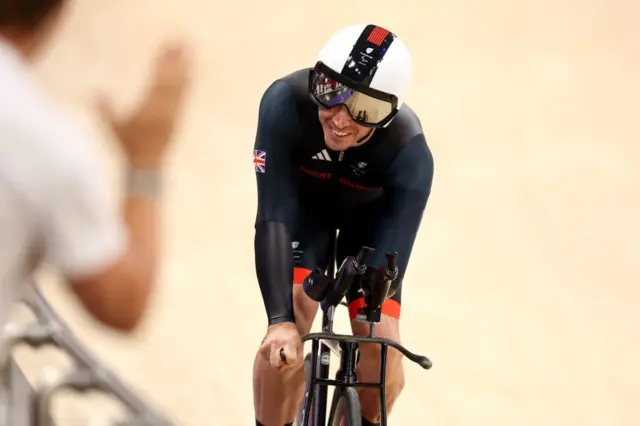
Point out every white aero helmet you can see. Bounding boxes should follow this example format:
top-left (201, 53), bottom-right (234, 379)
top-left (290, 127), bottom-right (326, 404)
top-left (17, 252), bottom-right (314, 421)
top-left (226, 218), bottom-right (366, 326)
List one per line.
top-left (309, 24), bottom-right (413, 128)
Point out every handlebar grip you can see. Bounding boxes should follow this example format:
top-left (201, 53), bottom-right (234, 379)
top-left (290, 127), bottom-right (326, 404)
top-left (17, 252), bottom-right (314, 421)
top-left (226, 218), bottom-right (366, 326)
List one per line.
top-left (385, 252), bottom-right (398, 272)
top-left (356, 246), bottom-right (375, 266)
top-left (415, 356), bottom-right (432, 370)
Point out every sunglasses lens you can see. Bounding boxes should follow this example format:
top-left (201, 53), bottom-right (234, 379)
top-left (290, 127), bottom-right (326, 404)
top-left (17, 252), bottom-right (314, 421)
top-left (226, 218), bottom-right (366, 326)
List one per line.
top-left (310, 68), bottom-right (395, 126)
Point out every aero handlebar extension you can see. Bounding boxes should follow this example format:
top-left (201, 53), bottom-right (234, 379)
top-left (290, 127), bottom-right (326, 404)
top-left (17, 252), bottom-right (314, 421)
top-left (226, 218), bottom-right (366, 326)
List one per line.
top-left (296, 246), bottom-right (432, 370)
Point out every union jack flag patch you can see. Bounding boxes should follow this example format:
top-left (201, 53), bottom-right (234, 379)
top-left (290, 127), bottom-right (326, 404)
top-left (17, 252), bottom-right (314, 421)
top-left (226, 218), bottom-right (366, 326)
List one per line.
top-left (253, 150), bottom-right (266, 173)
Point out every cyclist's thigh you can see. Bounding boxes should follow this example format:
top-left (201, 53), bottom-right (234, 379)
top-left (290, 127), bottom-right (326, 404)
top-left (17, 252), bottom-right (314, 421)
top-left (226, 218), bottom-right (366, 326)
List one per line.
top-left (337, 199), bottom-right (402, 321)
top-left (291, 206), bottom-right (335, 329)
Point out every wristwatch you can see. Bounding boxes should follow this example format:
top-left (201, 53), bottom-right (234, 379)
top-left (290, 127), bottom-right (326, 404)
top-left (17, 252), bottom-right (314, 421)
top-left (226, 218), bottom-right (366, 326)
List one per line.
top-left (125, 168), bottom-right (162, 199)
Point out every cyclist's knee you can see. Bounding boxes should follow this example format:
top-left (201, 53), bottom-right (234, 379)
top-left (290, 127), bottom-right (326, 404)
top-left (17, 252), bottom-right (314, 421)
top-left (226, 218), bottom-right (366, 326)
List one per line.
top-left (358, 343), bottom-right (405, 388)
top-left (358, 356), bottom-right (405, 423)
top-left (358, 362), bottom-right (405, 423)
top-left (387, 362), bottom-right (406, 394)
top-left (355, 321), bottom-right (405, 389)
top-left (351, 314), bottom-right (405, 418)
top-left (350, 313), bottom-right (401, 352)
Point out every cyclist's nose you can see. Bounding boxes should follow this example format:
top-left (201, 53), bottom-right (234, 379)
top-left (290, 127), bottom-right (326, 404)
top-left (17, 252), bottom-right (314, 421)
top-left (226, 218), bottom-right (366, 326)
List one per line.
top-left (331, 105), bottom-right (354, 129)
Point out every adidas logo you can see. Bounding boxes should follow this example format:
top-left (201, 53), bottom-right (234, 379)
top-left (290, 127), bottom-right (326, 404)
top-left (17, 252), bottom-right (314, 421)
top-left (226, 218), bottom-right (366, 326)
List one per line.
top-left (312, 149), bottom-right (332, 161)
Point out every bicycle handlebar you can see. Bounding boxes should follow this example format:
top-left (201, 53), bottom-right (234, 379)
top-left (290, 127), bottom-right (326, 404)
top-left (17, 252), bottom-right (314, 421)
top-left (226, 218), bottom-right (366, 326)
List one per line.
top-left (304, 245), bottom-right (401, 312)
top-left (301, 332), bottom-right (432, 370)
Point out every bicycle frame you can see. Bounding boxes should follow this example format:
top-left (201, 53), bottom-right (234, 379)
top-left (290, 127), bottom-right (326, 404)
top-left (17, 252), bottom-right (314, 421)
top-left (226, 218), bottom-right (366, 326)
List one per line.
top-left (302, 333), bottom-right (391, 426)
top-left (299, 231), bottom-right (432, 426)
top-left (301, 329), bottom-right (431, 426)
top-left (310, 231), bottom-right (338, 426)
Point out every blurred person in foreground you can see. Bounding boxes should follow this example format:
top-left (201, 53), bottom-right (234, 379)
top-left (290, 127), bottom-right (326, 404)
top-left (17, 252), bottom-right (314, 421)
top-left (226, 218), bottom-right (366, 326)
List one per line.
top-left (0, 0), bottom-right (191, 332)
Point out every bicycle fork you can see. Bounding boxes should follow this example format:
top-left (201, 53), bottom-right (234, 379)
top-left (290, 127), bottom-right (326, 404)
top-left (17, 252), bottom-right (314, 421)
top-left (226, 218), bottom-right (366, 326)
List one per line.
top-left (309, 303), bottom-right (335, 426)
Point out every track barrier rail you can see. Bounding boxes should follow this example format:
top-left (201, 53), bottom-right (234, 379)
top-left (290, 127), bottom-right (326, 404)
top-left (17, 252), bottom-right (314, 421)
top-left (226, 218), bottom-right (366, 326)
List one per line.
top-left (0, 281), bottom-right (174, 426)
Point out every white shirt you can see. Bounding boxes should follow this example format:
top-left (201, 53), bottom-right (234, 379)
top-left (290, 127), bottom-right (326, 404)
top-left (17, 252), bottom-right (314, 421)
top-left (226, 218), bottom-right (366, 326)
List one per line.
top-left (0, 39), bottom-right (128, 331)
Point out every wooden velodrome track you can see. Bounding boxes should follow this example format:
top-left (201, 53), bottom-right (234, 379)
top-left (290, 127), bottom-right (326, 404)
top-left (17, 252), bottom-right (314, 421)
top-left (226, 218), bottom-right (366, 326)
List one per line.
top-left (8, 0), bottom-right (638, 425)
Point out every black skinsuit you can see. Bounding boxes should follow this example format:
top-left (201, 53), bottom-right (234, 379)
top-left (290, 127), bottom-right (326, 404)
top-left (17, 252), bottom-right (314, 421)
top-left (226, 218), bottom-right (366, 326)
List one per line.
top-left (253, 68), bottom-right (434, 325)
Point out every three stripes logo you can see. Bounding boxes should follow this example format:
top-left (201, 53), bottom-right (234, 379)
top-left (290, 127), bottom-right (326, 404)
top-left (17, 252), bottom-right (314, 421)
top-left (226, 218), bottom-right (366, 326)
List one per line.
top-left (312, 149), bottom-right (332, 161)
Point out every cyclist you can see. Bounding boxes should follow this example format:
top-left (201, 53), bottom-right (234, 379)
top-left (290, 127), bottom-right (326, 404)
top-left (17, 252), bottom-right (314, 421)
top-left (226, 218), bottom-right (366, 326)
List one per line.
top-left (252, 24), bottom-right (434, 426)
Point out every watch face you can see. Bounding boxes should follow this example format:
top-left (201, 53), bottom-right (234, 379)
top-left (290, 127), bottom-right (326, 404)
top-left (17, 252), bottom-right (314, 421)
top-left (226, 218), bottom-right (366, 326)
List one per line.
top-left (126, 169), bottom-right (162, 198)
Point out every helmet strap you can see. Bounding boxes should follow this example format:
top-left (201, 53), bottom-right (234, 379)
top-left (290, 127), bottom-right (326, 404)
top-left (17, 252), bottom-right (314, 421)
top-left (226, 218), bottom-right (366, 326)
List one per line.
top-left (355, 128), bottom-right (375, 145)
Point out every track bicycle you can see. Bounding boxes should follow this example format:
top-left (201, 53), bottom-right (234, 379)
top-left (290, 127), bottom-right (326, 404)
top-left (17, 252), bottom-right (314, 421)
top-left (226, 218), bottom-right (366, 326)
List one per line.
top-left (291, 233), bottom-right (433, 426)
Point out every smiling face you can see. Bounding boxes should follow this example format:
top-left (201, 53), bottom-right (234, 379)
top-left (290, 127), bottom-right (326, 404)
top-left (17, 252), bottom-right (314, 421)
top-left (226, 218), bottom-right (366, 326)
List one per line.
top-left (318, 105), bottom-right (374, 151)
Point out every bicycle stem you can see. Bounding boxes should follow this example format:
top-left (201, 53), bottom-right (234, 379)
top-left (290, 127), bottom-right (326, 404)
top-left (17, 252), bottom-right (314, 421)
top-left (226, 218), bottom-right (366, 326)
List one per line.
top-left (324, 304), bottom-right (335, 334)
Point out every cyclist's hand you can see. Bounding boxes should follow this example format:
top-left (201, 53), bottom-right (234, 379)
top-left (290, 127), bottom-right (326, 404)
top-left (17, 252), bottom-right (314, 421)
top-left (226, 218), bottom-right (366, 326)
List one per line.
top-left (97, 42), bottom-right (191, 170)
top-left (259, 322), bottom-right (302, 371)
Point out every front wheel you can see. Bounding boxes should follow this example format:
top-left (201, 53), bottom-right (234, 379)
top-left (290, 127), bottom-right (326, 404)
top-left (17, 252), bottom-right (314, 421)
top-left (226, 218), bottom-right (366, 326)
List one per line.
top-left (329, 387), bottom-right (361, 426)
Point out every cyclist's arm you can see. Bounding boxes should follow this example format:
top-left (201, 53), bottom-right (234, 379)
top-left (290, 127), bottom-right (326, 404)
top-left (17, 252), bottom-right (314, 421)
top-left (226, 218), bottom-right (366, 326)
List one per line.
top-left (253, 80), bottom-right (300, 326)
top-left (44, 138), bottom-right (160, 332)
top-left (372, 134), bottom-right (434, 275)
